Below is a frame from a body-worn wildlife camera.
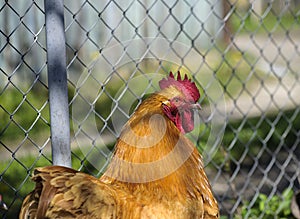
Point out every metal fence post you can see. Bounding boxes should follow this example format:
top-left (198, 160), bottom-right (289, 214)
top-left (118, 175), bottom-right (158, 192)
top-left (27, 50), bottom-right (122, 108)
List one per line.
top-left (44, 0), bottom-right (71, 167)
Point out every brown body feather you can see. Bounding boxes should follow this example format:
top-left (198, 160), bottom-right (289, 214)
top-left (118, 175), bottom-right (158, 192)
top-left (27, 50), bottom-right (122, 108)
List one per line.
top-left (19, 86), bottom-right (219, 218)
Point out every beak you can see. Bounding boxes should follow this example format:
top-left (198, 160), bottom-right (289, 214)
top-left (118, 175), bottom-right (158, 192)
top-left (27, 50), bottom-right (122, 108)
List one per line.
top-left (162, 100), bottom-right (170, 107)
top-left (191, 103), bottom-right (202, 110)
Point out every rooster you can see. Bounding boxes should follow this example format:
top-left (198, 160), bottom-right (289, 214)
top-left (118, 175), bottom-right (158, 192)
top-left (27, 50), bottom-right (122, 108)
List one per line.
top-left (19, 72), bottom-right (219, 218)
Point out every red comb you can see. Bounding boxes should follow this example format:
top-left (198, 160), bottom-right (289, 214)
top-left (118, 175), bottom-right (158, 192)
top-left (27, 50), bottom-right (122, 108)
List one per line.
top-left (159, 71), bottom-right (200, 102)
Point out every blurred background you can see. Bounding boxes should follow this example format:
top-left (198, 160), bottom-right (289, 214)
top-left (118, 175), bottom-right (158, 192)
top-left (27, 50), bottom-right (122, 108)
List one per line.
top-left (0, 0), bottom-right (300, 218)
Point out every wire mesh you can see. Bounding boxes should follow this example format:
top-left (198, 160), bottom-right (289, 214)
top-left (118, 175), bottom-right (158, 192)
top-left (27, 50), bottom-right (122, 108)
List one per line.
top-left (0, 0), bottom-right (300, 218)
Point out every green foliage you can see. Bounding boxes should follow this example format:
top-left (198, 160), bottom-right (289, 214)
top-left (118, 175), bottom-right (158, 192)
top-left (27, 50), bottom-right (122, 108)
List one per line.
top-left (222, 109), bottom-right (300, 163)
top-left (239, 188), bottom-right (294, 219)
top-left (213, 49), bottom-right (266, 101)
top-left (0, 154), bottom-right (51, 218)
top-left (0, 87), bottom-right (50, 142)
top-left (230, 9), bottom-right (300, 33)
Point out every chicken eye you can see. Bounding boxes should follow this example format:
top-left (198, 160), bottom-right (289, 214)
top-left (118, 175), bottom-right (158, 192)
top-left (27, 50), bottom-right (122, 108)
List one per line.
top-left (173, 97), bottom-right (180, 103)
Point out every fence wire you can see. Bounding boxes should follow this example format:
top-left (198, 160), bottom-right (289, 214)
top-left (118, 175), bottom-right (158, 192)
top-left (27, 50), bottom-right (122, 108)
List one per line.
top-left (1, 0), bottom-right (300, 218)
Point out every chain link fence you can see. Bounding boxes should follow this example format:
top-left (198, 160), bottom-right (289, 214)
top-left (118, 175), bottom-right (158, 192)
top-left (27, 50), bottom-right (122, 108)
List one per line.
top-left (1, 0), bottom-right (300, 218)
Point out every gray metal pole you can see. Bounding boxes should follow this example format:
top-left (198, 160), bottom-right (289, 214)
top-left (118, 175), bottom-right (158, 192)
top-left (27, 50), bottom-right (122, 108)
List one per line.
top-left (44, 0), bottom-right (71, 167)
